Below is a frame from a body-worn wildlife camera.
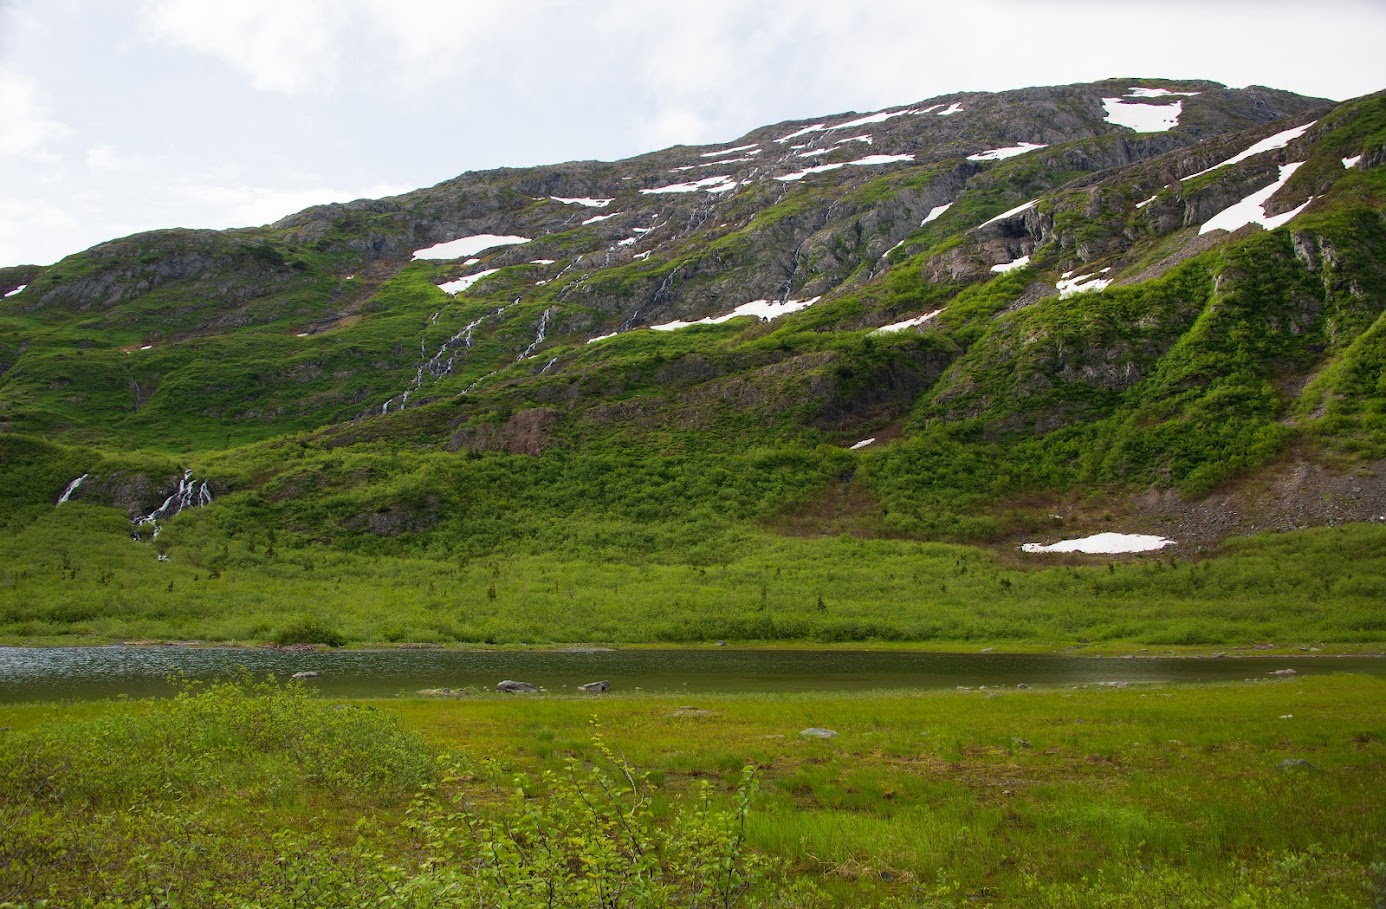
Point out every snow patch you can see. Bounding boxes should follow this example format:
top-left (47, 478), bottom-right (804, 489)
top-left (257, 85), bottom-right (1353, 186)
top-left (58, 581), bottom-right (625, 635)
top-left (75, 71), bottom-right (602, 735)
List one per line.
top-left (651, 297), bottom-right (821, 331)
top-left (583, 212), bottom-right (619, 225)
top-left (634, 251), bottom-right (651, 260)
top-left (617, 237), bottom-right (637, 247)
top-left (777, 163), bottom-right (845, 182)
top-left (1135, 194), bottom-right (1158, 209)
top-left (437, 269), bottom-right (500, 294)
top-left (874, 309), bottom-right (943, 333)
top-left (847, 153), bottom-right (913, 167)
top-left (700, 143), bottom-right (758, 158)
top-left (1022, 532), bottom-right (1173, 554)
top-left (1102, 98), bottom-right (1182, 132)
top-left (1199, 162), bottom-right (1312, 235)
top-left (4, 284), bottom-right (26, 298)
top-left (413, 235), bottom-right (530, 260)
top-left (775, 124), bottom-right (827, 143)
top-left (550, 196), bottom-right (612, 208)
top-left (587, 331), bottom-right (620, 344)
top-left (641, 175), bottom-right (736, 194)
top-left (967, 142), bottom-right (1046, 162)
top-left (1343, 154), bottom-right (1363, 169)
top-left (1057, 272), bottom-right (1112, 297)
top-left (991, 255), bottom-right (1030, 273)
top-left (829, 107), bottom-right (920, 131)
top-left (1128, 87), bottom-right (1200, 98)
top-left (834, 135), bottom-right (873, 146)
top-left (530, 259), bottom-right (556, 265)
top-left (937, 102), bottom-right (964, 116)
top-left (980, 199), bottom-right (1037, 227)
top-left (1182, 121), bottom-right (1316, 181)
top-left (921, 202), bottom-right (952, 225)
top-left (850, 438), bottom-right (875, 450)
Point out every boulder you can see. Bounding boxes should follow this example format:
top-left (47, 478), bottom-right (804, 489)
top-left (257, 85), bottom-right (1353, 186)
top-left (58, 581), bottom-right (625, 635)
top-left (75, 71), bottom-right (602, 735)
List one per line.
top-left (800, 727), bottom-right (839, 738)
top-left (1270, 668), bottom-right (1297, 677)
top-left (291, 671), bottom-right (319, 679)
top-left (577, 680), bottom-right (610, 693)
top-left (497, 679), bottom-right (538, 693)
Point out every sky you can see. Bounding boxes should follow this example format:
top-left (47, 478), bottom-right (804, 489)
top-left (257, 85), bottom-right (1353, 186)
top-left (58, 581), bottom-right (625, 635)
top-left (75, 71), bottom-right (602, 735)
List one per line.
top-left (2, 0), bottom-right (1383, 268)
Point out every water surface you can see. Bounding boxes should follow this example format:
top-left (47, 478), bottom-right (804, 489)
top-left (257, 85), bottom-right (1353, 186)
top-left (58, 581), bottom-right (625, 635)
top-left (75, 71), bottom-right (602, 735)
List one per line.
top-left (1, 646), bottom-right (1381, 703)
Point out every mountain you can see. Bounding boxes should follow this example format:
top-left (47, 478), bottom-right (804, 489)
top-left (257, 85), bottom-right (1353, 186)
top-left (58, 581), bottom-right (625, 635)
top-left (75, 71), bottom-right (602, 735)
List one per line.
top-left (2, 78), bottom-right (1384, 645)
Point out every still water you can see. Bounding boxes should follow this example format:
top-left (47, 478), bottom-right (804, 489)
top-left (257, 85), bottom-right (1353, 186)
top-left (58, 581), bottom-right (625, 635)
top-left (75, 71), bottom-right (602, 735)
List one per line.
top-left (1, 646), bottom-right (1382, 702)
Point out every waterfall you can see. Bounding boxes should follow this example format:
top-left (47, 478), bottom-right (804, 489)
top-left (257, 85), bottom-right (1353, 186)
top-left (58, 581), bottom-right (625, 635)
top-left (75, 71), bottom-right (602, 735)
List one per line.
top-left (133, 469), bottom-right (213, 540)
top-left (519, 308), bottom-right (553, 360)
top-left (57, 474), bottom-right (88, 505)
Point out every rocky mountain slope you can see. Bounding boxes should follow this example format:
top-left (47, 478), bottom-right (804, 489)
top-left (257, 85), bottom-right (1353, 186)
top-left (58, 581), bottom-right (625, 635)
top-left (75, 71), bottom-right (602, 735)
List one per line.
top-left (2, 77), bottom-right (1384, 564)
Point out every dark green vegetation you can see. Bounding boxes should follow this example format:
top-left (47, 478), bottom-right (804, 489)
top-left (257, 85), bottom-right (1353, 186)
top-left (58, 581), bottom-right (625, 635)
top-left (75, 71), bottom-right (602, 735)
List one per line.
top-left (2, 675), bottom-right (1381, 906)
top-left (1, 80), bottom-right (1385, 647)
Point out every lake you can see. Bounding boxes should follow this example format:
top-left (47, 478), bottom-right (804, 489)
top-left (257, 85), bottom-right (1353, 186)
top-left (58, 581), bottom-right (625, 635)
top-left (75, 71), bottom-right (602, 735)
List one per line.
top-left (1, 645), bottom-right (1382, 702)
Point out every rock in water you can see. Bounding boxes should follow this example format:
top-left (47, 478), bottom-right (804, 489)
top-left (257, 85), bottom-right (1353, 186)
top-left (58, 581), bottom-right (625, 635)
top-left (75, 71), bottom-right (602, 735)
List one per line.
top-left (577, 680), bottom-right (610, 693)
top-left (1270, 668), bottom-right (1297, 677)
top-left (291, 671), bottom-right (319, 679)
top-left (800, 727), bottom-right (839, 738)
top-left (497, 679), bottom-right (538, 693)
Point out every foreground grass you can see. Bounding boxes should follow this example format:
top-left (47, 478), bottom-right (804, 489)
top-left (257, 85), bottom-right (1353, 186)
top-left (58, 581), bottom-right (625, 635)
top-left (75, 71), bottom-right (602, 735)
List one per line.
top-left (3, 505), bottom-right (1385, 648)
top-left (1, 675), bottom-right (1382, 906)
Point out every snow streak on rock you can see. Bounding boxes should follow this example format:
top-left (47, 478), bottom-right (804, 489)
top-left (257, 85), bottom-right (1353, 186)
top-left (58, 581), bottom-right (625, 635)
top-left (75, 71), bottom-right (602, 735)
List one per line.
top-left (550, 197), bottom-right (613, 207)
top-left (936, 102), bottom-right (964, 116)
top-left (4, 284), bottom-right (26, 298)
top-left (874, 309), bottom-right (943, 333)
top-left (1128, 87), bottom-right (1200, 98)
top-left (641, 176), bottom-right (736, 194)
top-left (1181, 121), bottom-right (1316, 181)
top-left (1022, 532), bottom-right (1173, 553)
top-left (57, 474), bottom-right (88, 504)
top-left (412, 235), bottom-right (531, 260)
top-left (921, 202), bottom-right (953, 225)
top-left (967, 142), bottom-right (1046, 162)
top-left (1343, 155), bottom-right (1363, 169)
top-left (979, 200), bottom-right (1037, 227)
top-left (775, 124), bottom-right (827, 143)
top-left (1199, 162), bottom-right (1312, 235)
top-left (1057, 269), bottom-right (1112, 297)
top-left (700, 143), bottom-right (758, 158)
top-left (1136, 194), bottom-right (1158, 209)
top-left (990, 255), bottom-right (1030, 273)
top-left (650, 297), bottom-right (821, 331)
top-left (438, 269), bottom-right (499, 295)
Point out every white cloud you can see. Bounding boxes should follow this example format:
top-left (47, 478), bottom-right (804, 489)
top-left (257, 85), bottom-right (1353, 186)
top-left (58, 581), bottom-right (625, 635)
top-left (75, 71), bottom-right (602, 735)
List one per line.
top-left (0, 68), bottom-right (71, 160)
top-left (139, 0), bottom-right (345, 94)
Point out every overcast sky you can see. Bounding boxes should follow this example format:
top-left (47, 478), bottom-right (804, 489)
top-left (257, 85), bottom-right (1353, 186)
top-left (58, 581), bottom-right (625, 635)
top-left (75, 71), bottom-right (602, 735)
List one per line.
top-left (2, 0), bottom-right (1383, 268)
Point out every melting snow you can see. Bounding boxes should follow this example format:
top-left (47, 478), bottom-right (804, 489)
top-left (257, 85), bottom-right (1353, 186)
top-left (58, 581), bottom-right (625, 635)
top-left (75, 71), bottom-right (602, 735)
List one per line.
top-left (775, 124), bottom-right (827, 143)
top-left (530, 259), bottom-right (556, 265)
top-left (777, 163), bottom-right (845, 182)
top-left (1135, 194), bottom-right (1158, 209)
top-left (937, 102), bottom-right (964, 116)
top-left (991, 255), bottom-right (1030, 273)
top-left (1103, 98), bottom-right (1182, 132)
top-left (550, 196), bottom-right (612, 208)
top-left (1022, 533), bottom-right (1174, 554)
top-left (699, 155), bottom-right (757, 166)
top-left (464, 258), bottom-right (481, 265)
top-left (634, 251), bottom-right (651, 260)
top-left (1057, 272), bottom-right (1112, 297)
top-left (617, 237), bottom-right (638, 247)
top-left (874, 309), bottom-right (943, 333)
top-left (850, 438), bottom-right (875, 450)
top-left (700, 143), bottom-right (758, 158)
top-left (583, 212), bottom-right (619, 225)
top-left (921, 202), bottom-right (953, 225)
top-left (140, 345), bottom-right (153, 350)
top-left (4, 284), bottom-right (26, 298)
top-left (967, 142), bottom-right (1046, 162)
top-left (437, 269), bottom-right (500, 294)
top-left (651, 297), bottom-right (821, 331)
top-left (641, 175), bottom-right (736, 194)
top-left (587, 331), bottom-right (620, 344)
top-left (413, 235), bottom-right (531, 260)
top-left (829, 108), bottom-right (920, 131)
top-left (1128, 87), bottom-right (1200, 98)
top-left (1199, 162), bottom-right (1312, 235)
top-left (848, 153), bottom-right (913, 166)
top-left (980, 199), bottom-right (1038, 227)
top-left (1343, 154), bottom-right (1363, 169)
top-left (835, 135), bottom-right (873, 146)
top-left (1182, 121), bottom-right (1316, 181)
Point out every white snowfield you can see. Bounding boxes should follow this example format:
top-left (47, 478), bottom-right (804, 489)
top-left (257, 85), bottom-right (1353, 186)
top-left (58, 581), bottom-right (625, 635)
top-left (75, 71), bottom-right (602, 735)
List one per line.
top-left (775, 124), bottom-right (827, 143)
top-left (835, 135), bottom-right (873, 146)
top-left (586, 331), bottom-right (620, 344)
top-left (550, 197), bottom-right (612, 208)
top-left (874, 309), bottom-right (943, 333)
top-left (980, 199), bottom-right (1037, 227)
top-left (3, 284), bottom-right (25, 297)
top-left (437, 269), bottom-right (499, 294)
top-left (937, 102), bottom-right (964, 116)
top-left (412, 235), bottom-right (530, 260)
top-left (921, 202), bottom-right (952, 225)
top-left (1343, 154), bottom-right (1363, 169)
top-left (1102, 98), bottom-right (1182, 133)
top-left (967, 142), bottom-right (1046, 162)
top-left (583, 213), bottom-right (618, 225)
top-left (1128, 86), bottom-right (1200, 98)
top-left (991, 255), bottom-right (1030, 273)
top-left (777, 163), bottom-right (846, 182)
top-left (700, 144), bottom-right (758, 158)
top-left (829, 107), bottom-right (924, 131)
top-left (651, 297), bottom-right (821, 331)
top-left (1199, 162), bottom-right (1313, 235)
top-left (1136, 194), bottom-right (1158, 209)
top-left (1057, 269), bottom-right (1112, 297)
top-left (778, 154), bottom-right (912, 182)
top-left (1182, 121), bottom-right (1316, 181)
top-left (1022, 532), bottom-right (1174, 554)
top-left (642, 175), bottom-right (736, 194)
top-left (849, 438), bottom-right (876, 450)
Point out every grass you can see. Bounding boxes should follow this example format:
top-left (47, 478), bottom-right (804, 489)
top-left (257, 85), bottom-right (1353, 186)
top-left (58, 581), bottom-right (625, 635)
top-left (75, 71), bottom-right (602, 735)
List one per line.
top-left (1, 674), bottom-right (1380, 906)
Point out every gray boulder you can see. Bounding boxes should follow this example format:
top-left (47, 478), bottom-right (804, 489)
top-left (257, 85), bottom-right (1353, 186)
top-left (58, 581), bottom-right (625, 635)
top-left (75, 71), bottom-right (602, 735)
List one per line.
top-left (577, 680), bottom-right (610, 693)
top-left (497, 679), bottom-right (538, 693)
top-left (291, 671), bottom-right (319, 679)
